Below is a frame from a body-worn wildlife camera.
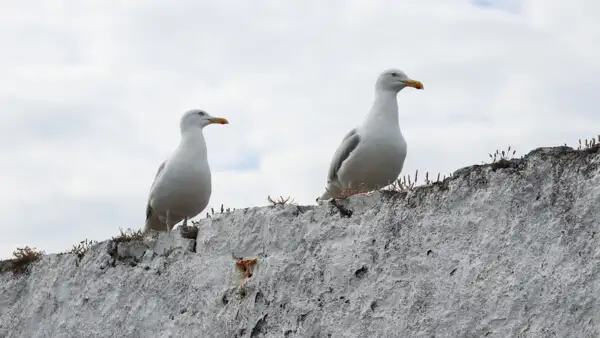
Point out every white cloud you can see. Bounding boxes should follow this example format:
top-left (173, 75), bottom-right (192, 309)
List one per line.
top-left (1, 0), bottom-right (599, 258)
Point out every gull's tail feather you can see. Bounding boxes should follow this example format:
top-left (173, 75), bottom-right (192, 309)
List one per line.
top-left (317, 184), bottom-right (340, 202)
top-left (318, 190), bottom-right (332, 201)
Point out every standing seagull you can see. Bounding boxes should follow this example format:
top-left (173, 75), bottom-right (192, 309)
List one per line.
top-left (144, 109), bottom-right (229, 233)
top-left (318, 69), bottom-right (424, 200)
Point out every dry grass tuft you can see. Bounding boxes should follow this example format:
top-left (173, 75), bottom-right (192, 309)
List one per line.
top-left (67, 239), bottom-right (98, 259)
top-left (576, 135), bottom-right (599, 150)
top-left (111, 228), bottom-right (144, 244)
top-left (483, 146), bottom-right (518, 170)
top-left (267, 195), bottom-right (296, 206)
top-left (1, 246), bottom-right (45, 275)
top-left (423, 171), bottom-right (452, 185)
top-left (487, 146), bottom-right (517, 164)
top-left (384, 169), bottom-right (452, 193)
top-left (206, 204), bottom-right (235, 218)
top-left (395, 169), bottom-right (419, 192)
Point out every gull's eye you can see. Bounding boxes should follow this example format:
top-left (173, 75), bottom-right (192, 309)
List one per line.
top-left (391, 72), bottom-right (398, 77)
top-left (197, 111), bottom-right (206, 116)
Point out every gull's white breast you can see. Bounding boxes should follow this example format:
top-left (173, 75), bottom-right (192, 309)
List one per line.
top-left (150, 150), bottom-right (212, 217)
top-left (338, 128), bottom-right (407, 191)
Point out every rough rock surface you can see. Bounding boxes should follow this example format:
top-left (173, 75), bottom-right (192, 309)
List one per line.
top-left (1, 146), bottom-right (600, 338)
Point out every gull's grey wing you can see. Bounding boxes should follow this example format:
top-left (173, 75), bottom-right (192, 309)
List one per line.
top-left (327, 128), bottom-right (360, 184)
top-left (146, 160), bottom-right (167, 220)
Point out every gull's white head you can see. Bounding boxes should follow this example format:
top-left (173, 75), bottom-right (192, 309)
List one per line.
top-left (180, 109), bottom-right (229, 132)
top-left (375, 68), bottom-right (424, 93)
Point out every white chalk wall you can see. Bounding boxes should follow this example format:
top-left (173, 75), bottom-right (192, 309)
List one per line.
top-left (1, 146), bottom-right (599, 338)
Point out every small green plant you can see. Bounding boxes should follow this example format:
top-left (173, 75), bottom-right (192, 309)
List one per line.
top-left (67, 239), bottom-right (98, 259)
top-left (4, 246), bottom-right (45, 274)
top-left (205, 204), bottom-right (235, 218)
top-left (267, 195), bottom-right (296, 206)
top-left (111, 228), bottom-right (144, 243)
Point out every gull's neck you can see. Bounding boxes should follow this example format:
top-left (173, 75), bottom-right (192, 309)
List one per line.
top-left (179, 128), bottom-right (208, 155)
top-left (363, 89), bottom-right (400, 128)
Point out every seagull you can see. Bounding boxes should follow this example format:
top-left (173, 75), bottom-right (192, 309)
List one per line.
top-left (144, 109), bottom-right (229, 233)
top-left (318, 69), bottom-right (424, 200)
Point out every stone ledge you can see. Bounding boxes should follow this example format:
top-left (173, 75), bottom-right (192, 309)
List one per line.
top-left (1, 144), bottom-right (599, 338)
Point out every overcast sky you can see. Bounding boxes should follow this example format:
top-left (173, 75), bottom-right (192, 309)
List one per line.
top-left (1, 0), bottom-right (599, 259)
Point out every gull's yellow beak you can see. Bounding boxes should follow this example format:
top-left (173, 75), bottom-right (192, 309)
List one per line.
top-left (400, 79), bottom-right (424, 90)
top-left (208, 117), bottom-right (229, 125)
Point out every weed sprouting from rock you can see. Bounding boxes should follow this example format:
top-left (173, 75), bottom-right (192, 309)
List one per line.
top-left (384, 169), bottom-right (451, 193)
top-left (577, 135), bottom-right (599, 150)
top-left (67, 239), bottom-right (98, 259)
top-left (180, 223), bottom-right (200, 240)
top-left (206, 204), bottom-right (235, 219)
top-left (1, 246), bottom-right (45, 275)
top-left (485, 146), bottom-right (517, 170)
top-left (488, 146), bottom-right (517, 164)
top-left (111, 228), bottom-right (144, 244)
top-left (267, 195), bottom-right (296, 206)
